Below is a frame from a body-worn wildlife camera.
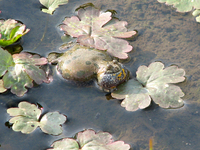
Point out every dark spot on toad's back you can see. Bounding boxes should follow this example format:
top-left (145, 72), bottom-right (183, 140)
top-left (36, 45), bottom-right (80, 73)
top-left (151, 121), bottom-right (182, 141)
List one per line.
top-left (86, 61), bottom-right (91, 65)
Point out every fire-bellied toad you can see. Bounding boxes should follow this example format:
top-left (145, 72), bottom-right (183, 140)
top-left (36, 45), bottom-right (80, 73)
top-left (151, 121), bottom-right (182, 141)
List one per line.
top-left (48, 44), bottom-right (129, 91)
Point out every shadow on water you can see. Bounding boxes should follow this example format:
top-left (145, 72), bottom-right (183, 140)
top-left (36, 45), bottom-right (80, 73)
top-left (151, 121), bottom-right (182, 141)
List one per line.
top-left (1, 0), bottom-right (200, 150)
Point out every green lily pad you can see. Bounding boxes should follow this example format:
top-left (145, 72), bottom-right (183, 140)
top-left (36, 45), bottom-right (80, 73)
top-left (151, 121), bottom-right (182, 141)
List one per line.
top-left (112, 62), bottom-right (185, 111)
top-left (0, 19), bottom-right (30, 47)
top-left (157, 0), bottom-right (200, 12)
top-left (39, 0), bottom-right (68, 15)
top-left (7, 101), bottom-right (67, 135)
top-left (7, 101), bottom-right (41, 134)
top-left (47, 129), bottom-right (130, 150)
top-left (192, 9), bottom-right (200, 22)
top-left (60, 5), bottom-right (136, 59)
top-left (0, 48), bottom-right (49, 97)
top-left (39, 112), bottom-right (66, 135)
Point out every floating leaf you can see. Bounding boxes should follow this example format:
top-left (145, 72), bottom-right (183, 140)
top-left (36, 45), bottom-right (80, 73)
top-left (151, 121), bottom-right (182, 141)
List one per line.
top-left (112, 62), bottom-right (185, 111)
top-left (60, 6), bottom-right (136, 59)
top-left (40, 112), bottom-right (66, 135)
top-left (7, 101), bottom-right (67, 135)
top-left (192, 9), bottom-right (200, 22)
top-left (0, 48), bottom-right (49, 96)
top-left (0, 19), bottom-right (30, 47)
top-left (7, 101), bottom-right (41, 134)
top-left (39, 0), bottom-right (68, 15)
top-left (0, 80), bottom-right (7, 93)
top-left (47, 129), bottom-right (130, 150)
top-left (157, 0), bottom-right (200, 12)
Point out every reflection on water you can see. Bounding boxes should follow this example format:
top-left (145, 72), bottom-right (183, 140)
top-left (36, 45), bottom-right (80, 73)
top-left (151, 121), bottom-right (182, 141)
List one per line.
top-left (0, 0), bottom-right (200, 149)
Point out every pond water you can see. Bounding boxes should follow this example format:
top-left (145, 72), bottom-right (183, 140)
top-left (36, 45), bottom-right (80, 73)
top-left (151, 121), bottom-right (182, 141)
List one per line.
top-left (0, 0), bottom-right (200, 149)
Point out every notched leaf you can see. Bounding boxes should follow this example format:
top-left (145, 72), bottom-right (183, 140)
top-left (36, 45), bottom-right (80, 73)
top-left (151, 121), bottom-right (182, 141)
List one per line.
top-left (39, 0), bottom-right (68, 14)
top-left (0, 19), bottom-right (30, 47)
top-left (112, 62), bottom-right (185, 111)
top-left (0, 49), bottom-right (49, 97)
top-left (7, 101), bottom-right (67, 135)
top-left (60, 5), bottom-right (136, 59)
top-left (47, 129), bottom-right (130, 150)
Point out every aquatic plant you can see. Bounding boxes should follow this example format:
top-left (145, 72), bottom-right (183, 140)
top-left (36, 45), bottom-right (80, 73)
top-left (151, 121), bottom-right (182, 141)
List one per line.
top-left (0, 19), bottom-right (30, 47)
top-left (60, 5), bottom-right (136, 59)
top-left (47, 129), bottom-right (130, 150)
top-left (7, 101), bottom-right (67, 135)
top-left (0, 48), bottom-right (49, 96)
top-left (39, 0), bottom-right (68, 14)
top-left (112, 62), bottom-right (185, 111)
top-left (157, 0), bottom-right (200, 22)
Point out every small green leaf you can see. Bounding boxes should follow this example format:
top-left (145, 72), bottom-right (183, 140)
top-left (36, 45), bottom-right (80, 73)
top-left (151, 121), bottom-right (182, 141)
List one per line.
top-left (39, 0), bottom-right (68, 15)
top-left (40, 112), bottom-right (67, 135)
top-left (0, 19), bottom-right (30, 47)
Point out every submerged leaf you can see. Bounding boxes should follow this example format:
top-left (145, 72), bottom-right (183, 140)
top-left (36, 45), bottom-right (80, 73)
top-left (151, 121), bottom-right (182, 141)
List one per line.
top-left (47, 129), bottom-right (130, 150)
top-left (1, 51), bottom-right (49, 97)
top-left (39, 0), bottom-right (68, 14)
top-left (112, 62), bottom-right (185, 111)
top-left (7, 101), bottom-right (67, 135)
top-left (60, 6), bottom-right (136, 59)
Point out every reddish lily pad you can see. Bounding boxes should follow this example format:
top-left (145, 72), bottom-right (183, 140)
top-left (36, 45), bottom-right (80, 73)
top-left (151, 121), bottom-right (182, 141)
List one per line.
top-left (112, 62), bottom-right (185, 111)
top-left (60, 6), bottom-right (136, 59)
top-left (47, 129), bottom-right (130, 150)
top-left (0, 48), bottom-right (49, 96)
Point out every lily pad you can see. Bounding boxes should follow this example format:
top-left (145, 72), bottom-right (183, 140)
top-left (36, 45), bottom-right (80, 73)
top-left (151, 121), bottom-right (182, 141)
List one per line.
top-left (7, 101), bottom-right (67, 135)
top-left (60, 5), bottom-right (136, 59)
top-left (0, 48), bottom-right (49, 96)
top-left (0, 80), bottom-right (7, 93)
top-left (192, 9), bottom-right (200, 22)
top-left (112, 62), bottom-right (185, 111)
top-left (47, 129), bottom-right (130, 150)
top-left (157, 0), bottom-right (200, 12)
top-left (39, 0), bottom-right (68, 14)
top-left (0, 19), bottom-right (30, 47)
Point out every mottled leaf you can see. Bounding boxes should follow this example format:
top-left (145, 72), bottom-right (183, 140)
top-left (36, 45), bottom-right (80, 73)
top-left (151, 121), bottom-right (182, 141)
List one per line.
top-left (112, 62), bottom-right (185, 111)
top-left (7, 101), bottom-right (41, 134)
top-left (112, 79), bottom-right (151, 111)
top-left (60, 6), bottom-right (136, 59)
top-left (40, 112), bottom-right (67, 135)
top-left (2, 52), bottom-right (48, 97)
top-left (39, 0), bottom-right (68, 14)
top-left (7, 101), bottom-right (67, 135)
top-left (0, 47), bottom-right (14, 77)
top-left (47, 129), bottom-right (130, 150)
